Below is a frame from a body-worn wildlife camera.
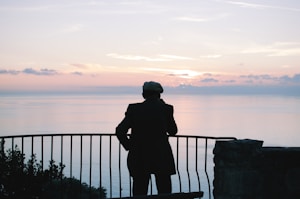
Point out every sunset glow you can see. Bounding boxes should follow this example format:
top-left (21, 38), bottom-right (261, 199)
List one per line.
top-left (0, 1), bottom-right (300, 92)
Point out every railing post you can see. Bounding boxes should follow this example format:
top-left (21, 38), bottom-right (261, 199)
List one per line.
top-left (204, 138), bottom-right (211, 199)
top-left (176, 136), bottom-right (182, 192)
top-left (41, 136), bottom-right (44, 171)
top-left (80, 135), bottom-right (83, 197)
top-left (51, 135), bottom-right (54, 163)
top-left (21, 137), bottom-right (24, 171)
top-left (195, 138), bottom-right (201, 194)
top-left (186, 137), bottom-right (191, 192)
top-left (89, 135), bottom-right (93, 197)
top-left (11, 137), bottom-right (14, 152)
top-left (61, 135), bottom-right (63, 178)
top-left (109, 135), bottom-right (112, 198)
top-left (119, 141), bottom-right (122, 198)
top-left (99, 135), bottom-right (103, 198)
top-left (70, 135), bottom-right (73, 179)
top-left (31, 136), bottom-right (34, 167)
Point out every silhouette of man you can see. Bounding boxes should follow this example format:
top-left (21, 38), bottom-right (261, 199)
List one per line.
top-left (116, 81), bottom-right (178, 196)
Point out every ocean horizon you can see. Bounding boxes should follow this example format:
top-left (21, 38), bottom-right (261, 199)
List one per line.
top-left (1, 84), bottom-right (300, 96)
top-left (1, 92), bottom-right (299, 147)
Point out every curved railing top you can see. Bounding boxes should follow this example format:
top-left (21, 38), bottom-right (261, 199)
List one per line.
top-left (0, 133), bottom-right (237, 199)
top-left (0, 133), bottom-right (237, 140)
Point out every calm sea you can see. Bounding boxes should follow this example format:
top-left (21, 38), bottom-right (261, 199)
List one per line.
top-left (1, 93), bottom-right (299, 146)
top-left (1, 93), bottom-right (300, 198)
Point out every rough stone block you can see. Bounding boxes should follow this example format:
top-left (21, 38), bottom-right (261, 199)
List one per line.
top-left (216, 168), bottom-right (262, 195)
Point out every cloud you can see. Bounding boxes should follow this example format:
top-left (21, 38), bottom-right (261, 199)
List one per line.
top-left (175, 13), bottom-right (230, 23)
top-left (240, 74), bottom-right (279, 81)
top-left (107, 53), bottom-right (169, 62)
top-left (175, 16), bottom-right (212, 22)
top-left (71, 71), bottom-right (83, 76)
top-left (144, 68), bottom-right (200, 78)
top-left (224, 1), bottom-right (267, 9)
top-left (224, 79), bottom-right (236, 83)
top-left (0, 69), bottom-right (20, 75)
top-left (88, 1), bottom-right (167, 15)
top-left (223, 1), bottom-right (300, 12)
top-left (22, 68), bottom-right (58, 76)
top-left (0, 4), bottom-right (57, 12)
top-left (0, 1), bottom-right (165, 16)
top-left (0, 2), bottom-right (106, 12)
top-left (168, 73), bottom-right (189, 77)
top-left (279, 74), bottom-right (300, 83)
top-left (239, 74), bottom-right (300, 85)
top-left (200, 78), bottom-right (219, 83)
top-left (107, 53), bottom-right (194, 62)
top-left (159, 54), bottom-right (194, 60)
top-left (241, 42), bottom-right (300, 57)
top-left (200, 54), bottom-right (222, 59)
top-left (0, 68), bottom-right (59, 76)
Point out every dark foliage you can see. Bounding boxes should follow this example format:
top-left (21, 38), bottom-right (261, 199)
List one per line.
top-left (0, 139), bottom-right (106, 199)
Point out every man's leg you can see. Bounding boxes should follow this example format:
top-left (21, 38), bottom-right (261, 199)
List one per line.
top-left (155, 174), bottom-right (172, 194)
top-left (132, 173), bottom-right (150, 196)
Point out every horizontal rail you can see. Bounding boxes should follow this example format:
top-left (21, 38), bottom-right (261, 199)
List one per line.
top-left (110, 191), bottom-right (204, 199)
top-left (0, 133), bottom-right (236, 199)
top-left (0, 133), bottom-right (237, 140)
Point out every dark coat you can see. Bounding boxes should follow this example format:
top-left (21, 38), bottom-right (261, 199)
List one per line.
top-left (116, 98), bottom-right (178, 177)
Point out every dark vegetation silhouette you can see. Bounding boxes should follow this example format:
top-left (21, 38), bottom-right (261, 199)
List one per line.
top-left (0, 139), bottom-right (106, 199)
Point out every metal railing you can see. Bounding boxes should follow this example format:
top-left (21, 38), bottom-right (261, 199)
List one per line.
top-left (0, 134), bottom-right (236, 199)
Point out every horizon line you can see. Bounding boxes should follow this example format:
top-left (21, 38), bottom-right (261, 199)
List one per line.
top-left (1, 85), bottom-right (300, 96)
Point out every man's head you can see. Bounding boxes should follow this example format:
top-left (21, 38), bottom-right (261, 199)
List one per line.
top-left (142, 81), bottom-right (163, 99)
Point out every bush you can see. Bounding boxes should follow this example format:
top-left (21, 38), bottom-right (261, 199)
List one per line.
top-left (0, 139), bottom-right (106, 199)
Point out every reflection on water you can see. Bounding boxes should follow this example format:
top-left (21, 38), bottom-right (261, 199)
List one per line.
top-left (1, 94), bottom-right (299, 146)
top-left (167, 94), bottom-right (300, 146)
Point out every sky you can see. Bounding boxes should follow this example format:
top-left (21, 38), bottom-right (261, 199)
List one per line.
top-left (1, 0), bottom-right (300, 92)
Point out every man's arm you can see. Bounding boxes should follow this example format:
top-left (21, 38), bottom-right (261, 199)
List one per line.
top-left (116, 105), bottom-right (132, 151)
top-left (167, 105), bottom-right (178, 136)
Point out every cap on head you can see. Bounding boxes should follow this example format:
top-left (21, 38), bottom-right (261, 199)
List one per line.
top-left (143, 81), bottom-right (163, 93)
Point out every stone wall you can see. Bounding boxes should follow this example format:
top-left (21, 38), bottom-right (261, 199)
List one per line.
top-left (213, 139), bottom-right (300, 199)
